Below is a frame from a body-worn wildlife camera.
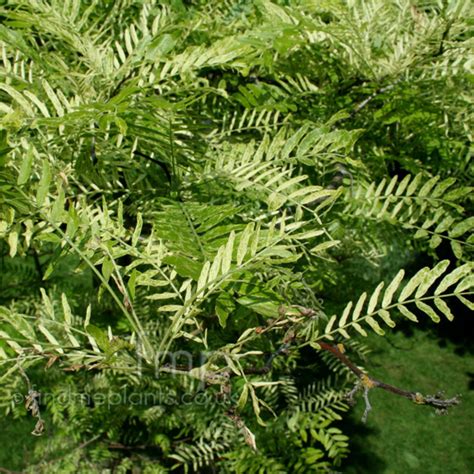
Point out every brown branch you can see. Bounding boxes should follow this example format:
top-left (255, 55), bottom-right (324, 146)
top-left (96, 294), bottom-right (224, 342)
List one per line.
top-left (317, 341), bottom-right (460, 414)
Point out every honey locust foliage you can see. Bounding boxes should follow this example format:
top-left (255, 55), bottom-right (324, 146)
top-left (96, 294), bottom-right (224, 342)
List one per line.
top-left (0, 0), bottom-right (472, 472)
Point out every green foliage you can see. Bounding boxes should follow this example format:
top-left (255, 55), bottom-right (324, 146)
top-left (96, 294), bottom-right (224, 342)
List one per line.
top-left (0, 0), bottom-right (472, 472)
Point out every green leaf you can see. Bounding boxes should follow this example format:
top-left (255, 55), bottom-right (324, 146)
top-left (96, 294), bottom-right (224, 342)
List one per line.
top-left (435, 263), bottom-right (472, 295)
top-left (382, 270), bottom-right (404, 308)
top-left (215, 291), bottom-right (236, 327)
top-left (300, 189), bottom-right (334, 205)
top-left (398, 267), bottom-right (429, 302)
top-left (449, 217), bottom-right (474, 238)
top-left (433, 297), bottom-right (454, 321)
top-left (51, 186), bottom-right (65, 222)
top-left (455, 275), bottom-right (473, 293)
top-left (38, 324), bottom-right (64, 353)
top-left (7, 227), bottom-right (18, 257)
top-left (398, 305), bottom-right (418, 322)
top-left (406, 173), bottom-right (422, 196)
top-left (352, 322), bottom-right (368, 336)
top-left (197, 260), bottom-right (210, 293)
top-left (158, 305), bottom-right (183, 312)
top-left (237, 295), bottom-right (279, 317)
top-left (0, 83), bottom-right (34, 116)
top-left (457, 295), bottom-right (474, 310)
top-left (338, 301), bottom-right (352, 328)
top-left (127, 269), bottom-right (138, 300)
top-left (384, 175), bottom-right (398, 196)
top-left (414, 229), bottom-right (428, 239)
top-left (435, 216), bottom-right (455, 234)
top-left (418, 176), bottom-right (440, 197)
top-left (132, 213), bottom-right (143, 247)
top-left (450, 241), bottom-right (463, 259)
top-left (274, 175), bottom-right (308, 194)
top-left (395, 174), bottom-right (411, 196)
top-left (86, 324), bottom-right (110, 352)
top-left (221, 231), bottom-right (235, 274)
top-left (147, 292), bottom-right (177, 300)
top-left (42, 79), bottom-right (64, 116)
top-left (17, 146), bottom-right (34, 185)
top-left (208, 246), bottom-right (223, 283)
top-left (429, 234), bottom-right (442, 249)
top-left (267, 192), bottom-right (287, 211)
top-left (61, 293), bottom-right (72, 325)
top-left (292, 228), bottom-right (325, 240)
top-left (325, 315), bottom-right (337, 334)
top-left (237, 223), bottom-right (253, 265)
top-left (415, 260), bottom-right (450, 298)
top-left (378, 309), bottom-right (395, 328)
top-left (0, 307), bottom-right (35, 341)
top-left (36, 159), bottom-right (51, 206)
top-left (432, 177), bottom-right (456, 197)
top-left (415, 301), bottom-right (440, 323)
top-left (102, 257), bottom-right (114, 282)
top-left (237, 384), bottom-right (249, 411)
top-left (338, 328), bottom-right (350, 339)
top-left (352, 292), bottom-right (367, 321)
top-left (40, 288), bottom-right (55, 318)
top-left (250, 386), bottom-right (266, 426)
top-left (367, 282), bottom-right (384, 314)
top-left (163, 255), bottom-right (202, 280)
top-left (444, 186), bottom-right (473, 201)
top-left (310, 240), bottom-right (340, 254)
top-left (365, 316), bottom-right (385, 335)
top-left (281, 124), bottom-right (310, 158)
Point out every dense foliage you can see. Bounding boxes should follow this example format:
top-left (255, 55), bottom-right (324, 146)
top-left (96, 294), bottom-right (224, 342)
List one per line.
top-left (0, 0), bottom-right (472, 472)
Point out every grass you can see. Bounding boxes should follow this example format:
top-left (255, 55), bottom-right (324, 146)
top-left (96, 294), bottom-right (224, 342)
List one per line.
top-left (341, 326), bottom-right (474, 474)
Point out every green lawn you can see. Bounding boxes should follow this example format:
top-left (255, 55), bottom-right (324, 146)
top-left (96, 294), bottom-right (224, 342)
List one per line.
top-left (342, 328), bottom-right (474, 474)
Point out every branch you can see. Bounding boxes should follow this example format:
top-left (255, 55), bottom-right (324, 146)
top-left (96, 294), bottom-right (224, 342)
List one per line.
top-left (317, 341), bottom-right (460, 419)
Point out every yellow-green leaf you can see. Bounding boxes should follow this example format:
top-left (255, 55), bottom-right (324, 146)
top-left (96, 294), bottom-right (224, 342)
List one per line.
top-left (352, 292), bottom-right (367, 321)
top-left (433, 297), bottom-right (454, 321)
top-left (17, 146), bottom-right (34, 185)
top-left (365, 317), bottom-right (385, 335)
top-left (338, 301), bottom-right (352, 328)
top-left (415, 301), bottom-right (440, 322)
top-left (398, 267), bottom-right (429, 302)
top-left (398, 305), bottom-right (418, 322)
top-left (382, 270), bottom-right (404, 308)
top-left (435, 263), bottom-right (472, 295)
top-left (415, 260), bottom-right (450, 298)
top-left (36, 159), bottom-right (51, 206)
top-left (377, 309), bottom-right (395, 328)
top-left (221, 231), bottom-right (235, 274)
top-left (132, 213), bottom-right (143, 247)
top-left (368, 282), bottom-right (384, 314)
